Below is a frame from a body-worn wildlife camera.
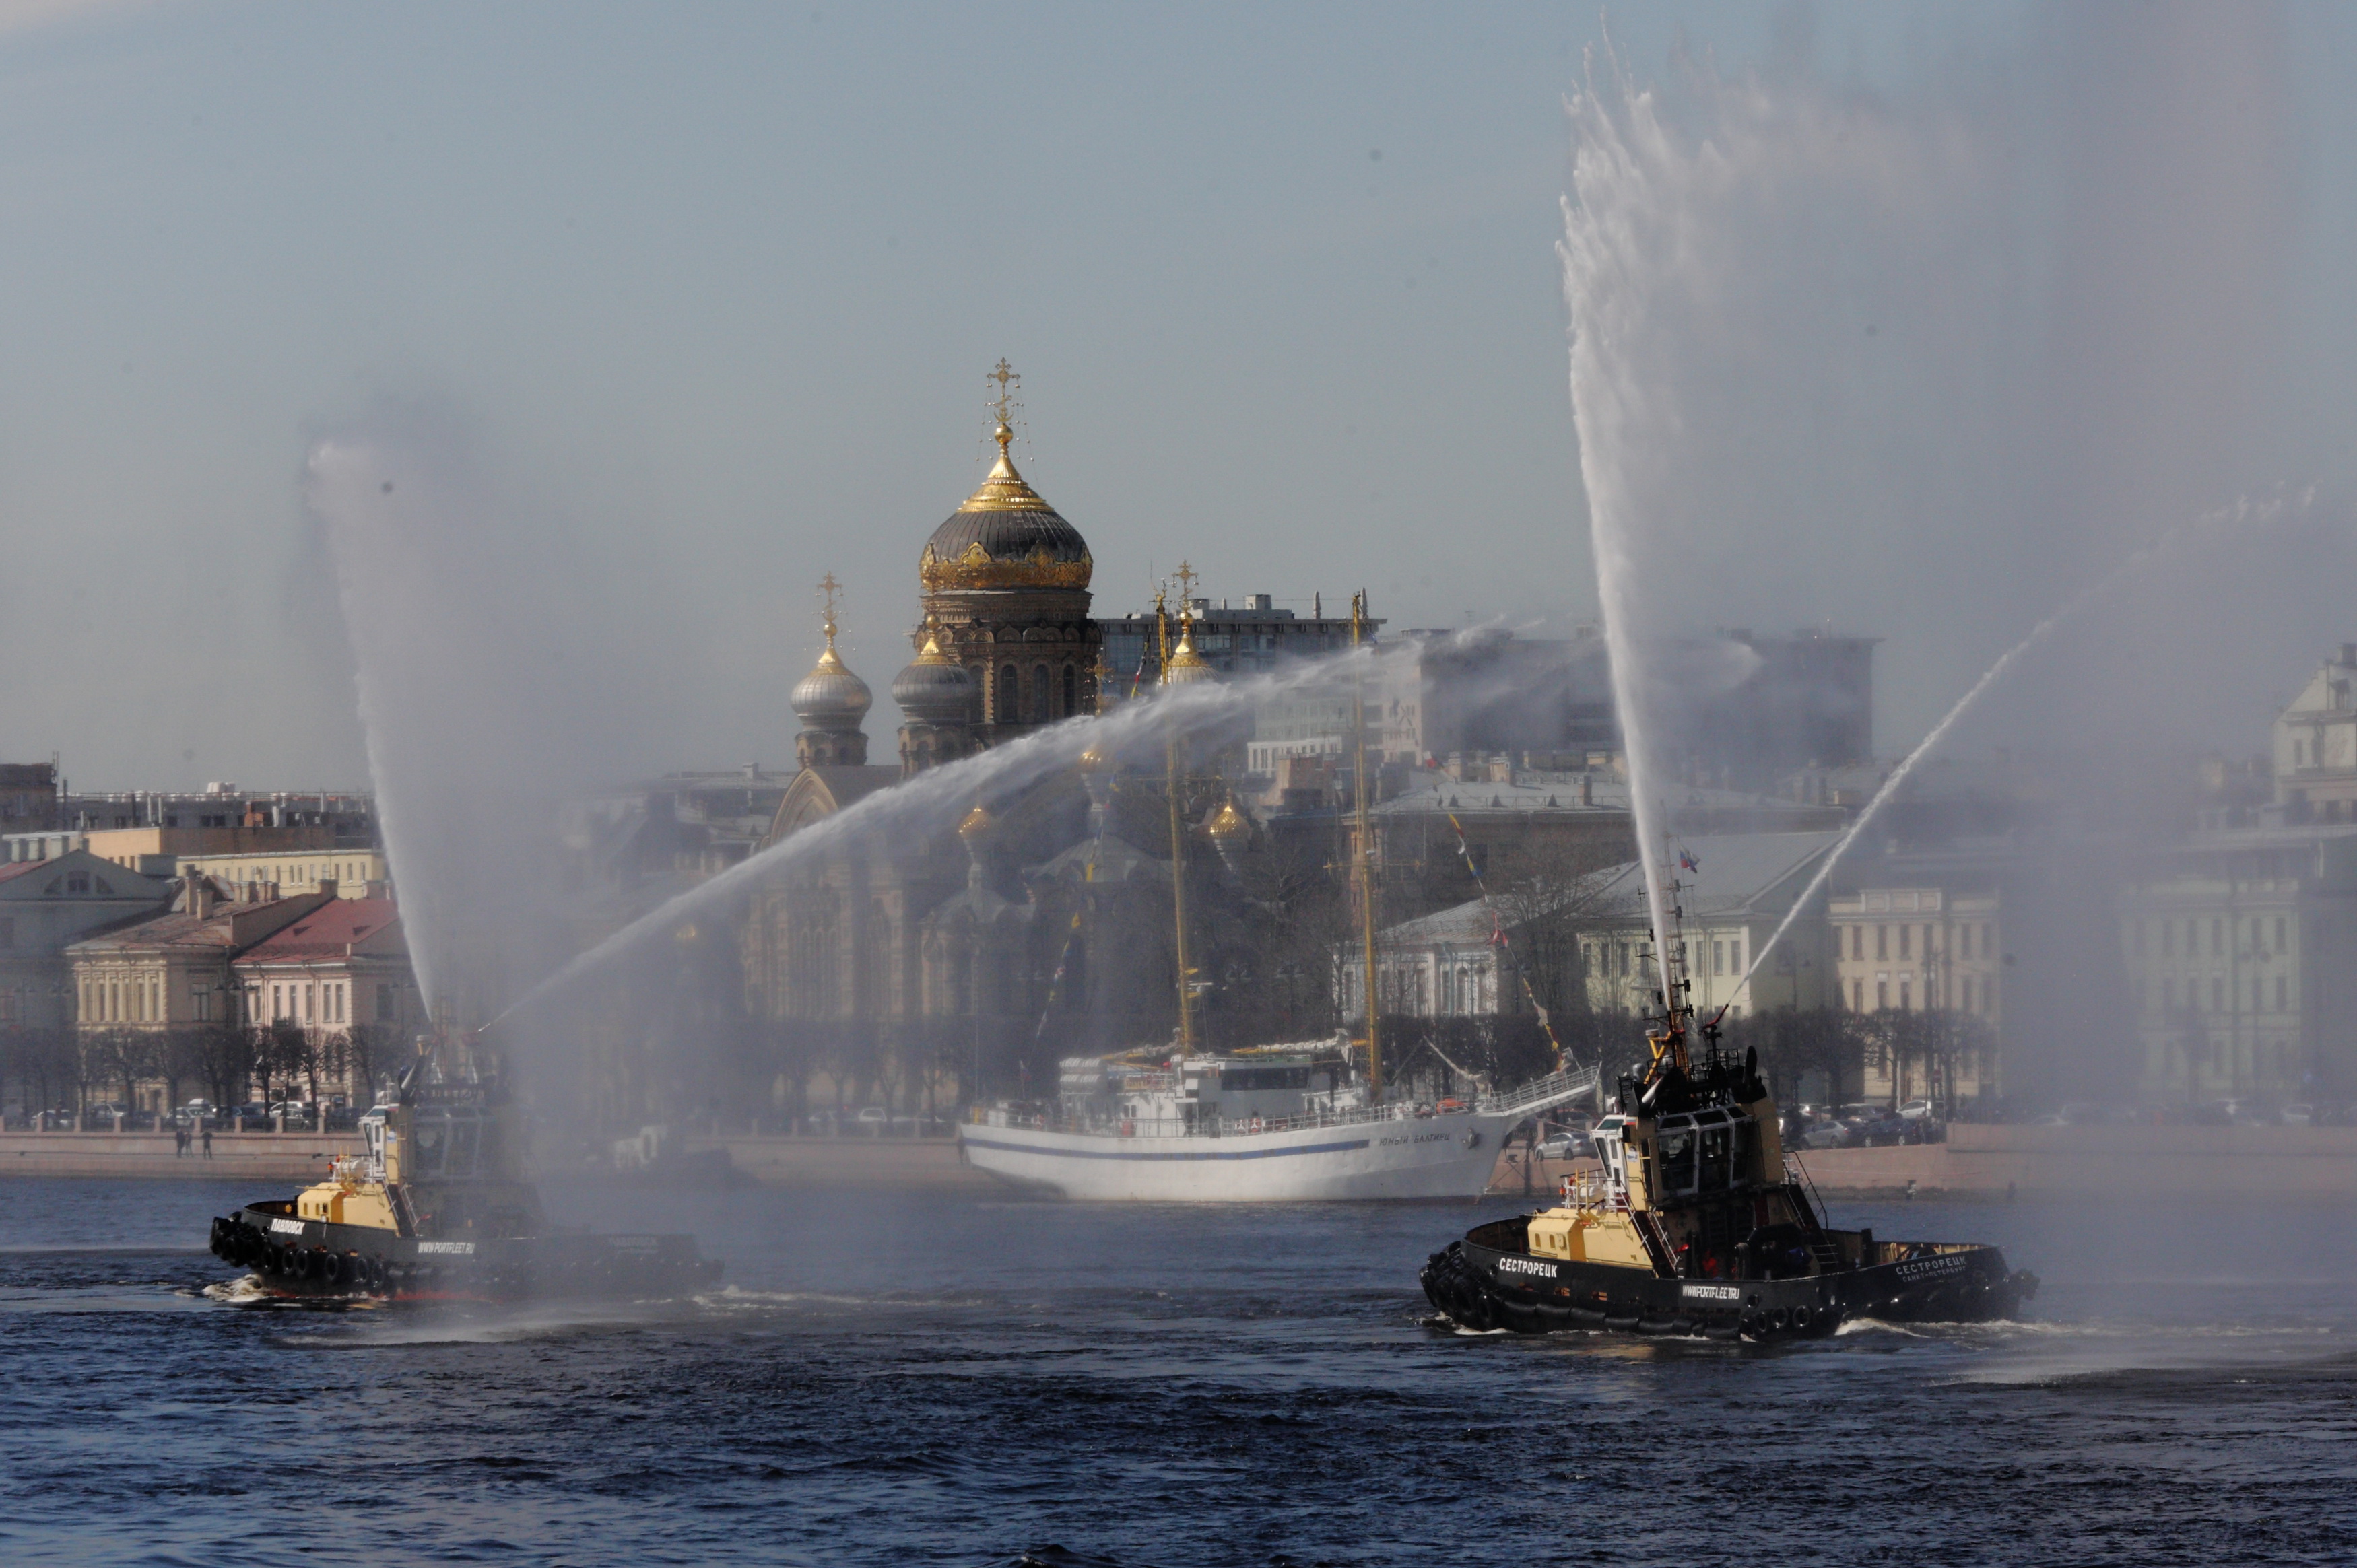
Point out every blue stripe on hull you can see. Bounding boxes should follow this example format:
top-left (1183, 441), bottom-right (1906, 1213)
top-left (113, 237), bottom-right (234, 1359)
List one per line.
top-left (960, 1134), bottom-right (1374, 1163)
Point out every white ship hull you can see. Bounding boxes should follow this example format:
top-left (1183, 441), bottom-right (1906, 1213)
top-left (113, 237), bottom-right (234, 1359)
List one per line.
top-left (958, 1110), bottom-right (1522, 1202)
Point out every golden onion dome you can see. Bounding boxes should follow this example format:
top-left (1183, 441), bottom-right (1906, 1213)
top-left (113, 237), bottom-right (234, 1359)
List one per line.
top-left (791, 610), bottom-right (872, 733)
top-left (892, 620), bottom-right (975, 725)
top-left (1077, 741), bottom-right (1110, 774)
top-left (919, 416), bottom-right (1092, 594)
top-left (1161, 615), bottom-right (1216, 687)
top-left (1205, 799), bottom-right (1251, 845)
top-left (957, 801), bottom-right (997, 842)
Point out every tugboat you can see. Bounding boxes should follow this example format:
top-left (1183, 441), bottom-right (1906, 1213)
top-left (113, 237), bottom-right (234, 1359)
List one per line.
top-left (1419, 884), bottom-right (2034, 1342)
top-left (207, 1035), bottom-right (720, 1302)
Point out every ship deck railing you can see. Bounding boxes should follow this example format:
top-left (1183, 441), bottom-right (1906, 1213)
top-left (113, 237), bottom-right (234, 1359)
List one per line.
top-left (973, 1064), bottom-right (1600, 1140)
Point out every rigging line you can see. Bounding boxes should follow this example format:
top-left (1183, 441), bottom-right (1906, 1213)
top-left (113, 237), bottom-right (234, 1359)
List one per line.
top-left (1444, 812), bottom-right (1572, 1070)
top-left (1030, 774), bottom-right (1112, 1048)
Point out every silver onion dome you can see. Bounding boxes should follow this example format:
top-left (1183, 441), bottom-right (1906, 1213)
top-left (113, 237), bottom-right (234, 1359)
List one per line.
top-left (892, 624), bottom-right (974, 725)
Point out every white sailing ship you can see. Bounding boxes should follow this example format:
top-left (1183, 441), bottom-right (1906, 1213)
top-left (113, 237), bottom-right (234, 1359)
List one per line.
top-left (960, 588), bottom-right (1594, 1200)
top-left (960, 1044), bottom-right (1597, 1201)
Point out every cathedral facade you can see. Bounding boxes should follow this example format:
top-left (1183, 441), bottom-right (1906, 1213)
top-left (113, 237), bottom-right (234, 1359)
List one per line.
top-left (739, 377), bottom-right (1166, 1120)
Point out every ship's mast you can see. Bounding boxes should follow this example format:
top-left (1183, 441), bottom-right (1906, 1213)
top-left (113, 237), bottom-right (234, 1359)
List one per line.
top-left (1352, 590), bottom-right (1381, 1101)
top-left (1645, 829), bottom-right (1696, 1083)
top-left (1158, 586), bottom-right (1197, 1056)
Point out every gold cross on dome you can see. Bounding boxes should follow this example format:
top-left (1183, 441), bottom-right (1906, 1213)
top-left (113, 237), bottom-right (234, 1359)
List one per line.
top-left (989, 359), bottom-right (1019, 424)
top-left (818, 573), bottom-right (842, 634)
top-left (1172, 560), bottom-right (1199, 606)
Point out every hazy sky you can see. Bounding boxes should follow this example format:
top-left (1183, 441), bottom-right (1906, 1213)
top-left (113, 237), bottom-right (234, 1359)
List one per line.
top-left (5, 1), bottom-right (2354, 794)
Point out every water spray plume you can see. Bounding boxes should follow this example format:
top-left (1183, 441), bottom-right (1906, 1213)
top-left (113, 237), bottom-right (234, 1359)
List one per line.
top-left (1727, 489), bottom-right (2315, 1010)
top-left (1560, 40), bottom-right (1680, 979)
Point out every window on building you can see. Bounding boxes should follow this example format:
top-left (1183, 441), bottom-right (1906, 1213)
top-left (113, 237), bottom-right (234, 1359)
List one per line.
top-left (376, 984), bottom-right (395, 1022)
top-left (1032, 664), bottom-right (1050, 719)
top-left (2212, 918), bottom-right (2224, 956)
top-left (1899, 925), bottom-right (1912, 960)
top-left (2276, 916), bottom-right (2288, 954)
top-left (2161, 922), bottom-right (2174, 958)
top-left (2212, 977), bottom-right (2224, 1013)
top-left (1899, 978), bottom-right (1911, 1011)
top-left (1963, 976), bottom-right (1977, 1013)
top-left (1875, 980), bottom-right (1888, 1010)
top-left (997, 664), bottom-right (1018, 722)
top-left (1852, 980), bottom-right (1864, 1011)
top-left (0, 917), bottom-right (13, 949)
top-left (1713, 941), bottom-right (1725, 976)
top-left (2276, 974), bottom-right (2288, 1012)
top-left (1875, 925), bottom-right (1888, 961)
top-left (1850, 925), bottom-right (1863, 960)
top-left (1063, 664), bottom-right (1078, 716)
top-left (2251, 977), bottom-right (2261, 1013)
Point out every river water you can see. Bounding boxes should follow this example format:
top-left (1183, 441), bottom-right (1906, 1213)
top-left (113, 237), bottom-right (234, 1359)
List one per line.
top-left (0, 1178), bottom-right (2350, 1565)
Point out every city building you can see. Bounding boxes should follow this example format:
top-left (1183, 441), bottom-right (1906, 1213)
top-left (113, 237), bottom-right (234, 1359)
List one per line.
top-left (1366, 763), bottom-right (1842, 919)
top-left (2117, 827), bottom-right (2357, 1103)
top-left (2272, 643), bottom-right (2357, 824)
top-left (1343, 831), bottom-right (1840, 1026)
top-left (1828, 887), bottom-right (2003, 1021)
top-left (1101, 584), bottom-right (1378, 695)
top-left (0, 762), bottom-right (59, 831)
top-left (1828, 883), bottom-right (2004, 1105)
top-left (174, 848), bottom-right (392, 901)
top-left (229, 895), bottom-right (420, 1042)
top-left (1567, 833), bottom-right (1840, 1021)
top-left (1373, 625), bottom-right (1614, 768)
top-left (63, 879), bottom-right (333, 1039)
top-left (0, 850), bottom-right (175, 1029)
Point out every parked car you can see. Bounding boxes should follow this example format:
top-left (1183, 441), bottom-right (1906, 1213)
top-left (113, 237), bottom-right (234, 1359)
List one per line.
top-left (1536, 1128), bottom-right (1593, 1161)
top-left (1801, 1118), bottom-right (1849, 1151)
top-left (1897, 1099), bottom-right (1936, 1121)
top-left (1851, 1112), bottom-right (1915, 1147)
top-left (2281, 1103), bottom-right (2315, 1126)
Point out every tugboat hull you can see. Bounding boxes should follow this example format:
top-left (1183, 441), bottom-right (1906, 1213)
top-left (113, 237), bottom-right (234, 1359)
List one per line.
top-left (1420, 1233), bottom-right (2033, 1342)
top-left (209, 1204), bottom-right (719, 1303)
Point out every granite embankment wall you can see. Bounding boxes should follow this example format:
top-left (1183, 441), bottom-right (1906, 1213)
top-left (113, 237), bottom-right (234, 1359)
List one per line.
top-left (0, 1131), bottom-right (364, 1182)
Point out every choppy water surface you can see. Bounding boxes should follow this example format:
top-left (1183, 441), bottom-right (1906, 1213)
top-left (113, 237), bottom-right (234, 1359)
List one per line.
top-left (0, 1178), bottom-right (2350, 1566)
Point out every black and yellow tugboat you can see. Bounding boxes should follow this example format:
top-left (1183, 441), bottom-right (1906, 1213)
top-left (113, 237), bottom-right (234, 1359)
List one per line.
top-left (1420, 891), bottom-right (2033, 1343)
top-left (208, 1037), bottom-right (719, 1303)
